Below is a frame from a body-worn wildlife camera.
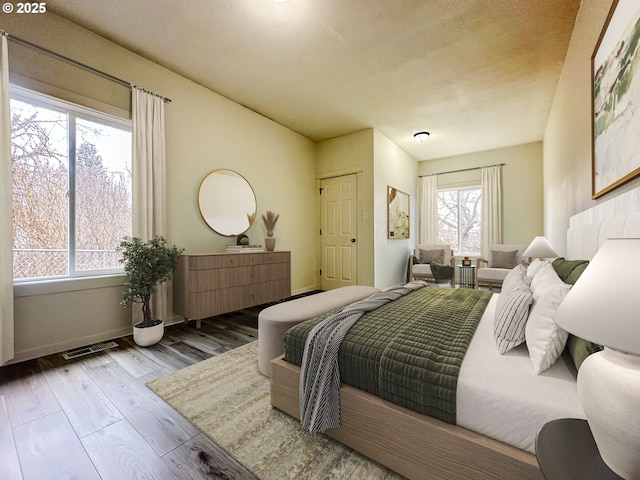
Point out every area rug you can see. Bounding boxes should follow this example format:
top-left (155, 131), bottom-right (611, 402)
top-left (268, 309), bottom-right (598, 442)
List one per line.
top-left (147, 341), bottom-right (403, 480)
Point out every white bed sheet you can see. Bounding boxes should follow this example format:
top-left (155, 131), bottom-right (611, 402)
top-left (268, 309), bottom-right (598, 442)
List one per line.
top-left (457, 293), bottom-right (585, 454)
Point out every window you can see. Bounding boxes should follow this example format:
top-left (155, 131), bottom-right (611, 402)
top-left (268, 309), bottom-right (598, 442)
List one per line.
top-left (11, 88), bottom-right (132, 281)
top-left (437, 187), bottom-right (481, 255)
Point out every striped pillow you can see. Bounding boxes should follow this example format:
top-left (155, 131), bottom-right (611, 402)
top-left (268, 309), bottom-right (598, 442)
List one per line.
top-left (494, 271), bottom-right (533, 354)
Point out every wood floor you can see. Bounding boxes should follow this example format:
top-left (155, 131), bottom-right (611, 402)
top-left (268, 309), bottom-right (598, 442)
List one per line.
top-left (0, 308), bottom-right (270, 480)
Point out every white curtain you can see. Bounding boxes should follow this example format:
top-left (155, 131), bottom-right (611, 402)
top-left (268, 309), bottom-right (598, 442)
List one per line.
top-left (132, 87), bottom-right (167, 323)
top-left (419, 175), bottom-right (439, 244)
top-left (481, 165), bottom-right (502, 259)
top-left (0, 32), bottom-right (14, 364)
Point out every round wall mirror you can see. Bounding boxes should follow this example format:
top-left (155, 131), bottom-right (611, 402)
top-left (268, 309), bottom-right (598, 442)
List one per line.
top-left (198, 169), bottom-right (257, 236)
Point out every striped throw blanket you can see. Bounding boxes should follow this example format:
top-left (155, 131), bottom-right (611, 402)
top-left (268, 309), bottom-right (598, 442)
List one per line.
top-left (299, 281), bottom-right (427, 434)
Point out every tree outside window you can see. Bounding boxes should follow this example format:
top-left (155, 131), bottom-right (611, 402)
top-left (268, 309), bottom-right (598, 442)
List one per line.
top-left (11, 90), bottom-right (132, 280)
top-left (437, 187), bottom-right (481, 255)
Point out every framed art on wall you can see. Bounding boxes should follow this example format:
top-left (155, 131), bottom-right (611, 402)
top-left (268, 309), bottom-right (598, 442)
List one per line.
top-left (592, 0), bottom-right (640, 199)
top-left (388, 186), bottom-right (410, 239)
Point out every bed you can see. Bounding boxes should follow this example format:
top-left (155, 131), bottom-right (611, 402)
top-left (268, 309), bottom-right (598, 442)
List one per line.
top-left (270, 212), bottom-right (633, 480)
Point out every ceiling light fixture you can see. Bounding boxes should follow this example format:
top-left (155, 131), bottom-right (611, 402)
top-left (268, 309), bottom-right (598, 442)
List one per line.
top-left (414, 132), bottom-right (430, 142)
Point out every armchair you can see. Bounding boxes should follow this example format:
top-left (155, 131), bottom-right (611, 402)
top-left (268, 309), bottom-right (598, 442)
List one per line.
top-left (475, 244), bottom-right (527, 290)
top-left (410, 244), bottom-right (455, 287)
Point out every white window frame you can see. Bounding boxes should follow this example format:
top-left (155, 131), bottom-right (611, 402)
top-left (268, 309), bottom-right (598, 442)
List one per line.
top-left (437, 185), bottom-right (482, 256)
top-left (11, 86), bottom-right (132, 283)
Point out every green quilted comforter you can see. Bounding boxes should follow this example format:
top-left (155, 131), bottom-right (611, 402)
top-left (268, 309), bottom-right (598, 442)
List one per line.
top-left (284, 286), bottom-right (492, 424)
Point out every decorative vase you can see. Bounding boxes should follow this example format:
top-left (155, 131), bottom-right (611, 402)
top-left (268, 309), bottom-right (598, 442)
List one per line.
top-left (578, 348), bottom-right (640, 479)
top-left (265, 237), bottom-right (276, 252)
top-left (133, 319), bottom-right (164, 347)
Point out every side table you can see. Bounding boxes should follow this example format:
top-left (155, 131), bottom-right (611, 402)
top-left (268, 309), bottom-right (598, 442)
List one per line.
top-left (535, 418), bottom-right (622, 480)
top-left (457, 265), bottom-right (476, 288)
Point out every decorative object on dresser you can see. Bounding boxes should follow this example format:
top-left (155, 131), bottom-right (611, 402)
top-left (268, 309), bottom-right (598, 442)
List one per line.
top-left (226, 233), bottom-right (263, 251)
top-left (236, 234), bottom-right (249, 245)
top-left (553, 238), bottom-right (640, 480)
top-left (198, 169), bottom-right (257, 236)
top-left (118, 236), bottom-right (184, 346)
top-left (522, 236), bottom-right (559, 262)
top-left (262, 210), bottom-right (279, 251)
top-left (173, 251), bottom-right (291, 328)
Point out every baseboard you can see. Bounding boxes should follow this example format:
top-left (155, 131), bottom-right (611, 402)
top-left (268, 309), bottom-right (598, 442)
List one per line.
top-left (291, 285), bottom-right (321, 296)
top-left (165, 313), bottom-right (185, 327)
top-left (8, 326), bottom-right (134, 365)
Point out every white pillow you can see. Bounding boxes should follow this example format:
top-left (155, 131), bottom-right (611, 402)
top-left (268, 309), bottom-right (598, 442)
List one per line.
top-left (501, 263), bottom-right (529, 292)
top-left (525, 263), bottom-right (571, 374)
top-left (526, 258), bottom-right (550, 280)
top-left (494, 276), bottom-right (533, 354)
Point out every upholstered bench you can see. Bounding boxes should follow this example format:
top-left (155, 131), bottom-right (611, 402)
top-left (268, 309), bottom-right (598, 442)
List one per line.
top-left (258, 285), bottom-right (380, 376)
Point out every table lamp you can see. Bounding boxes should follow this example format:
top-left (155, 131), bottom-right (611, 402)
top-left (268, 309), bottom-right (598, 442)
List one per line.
top-left (522, 236), bottom-right (559, 261)
top-left (553, 238), bottom-right (640, 479)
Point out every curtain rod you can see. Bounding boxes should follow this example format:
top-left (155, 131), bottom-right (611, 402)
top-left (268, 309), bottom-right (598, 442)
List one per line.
top-left (419, 162), bottom-right (506, 177)
top-left (3, 31), bottom-right (172, 103)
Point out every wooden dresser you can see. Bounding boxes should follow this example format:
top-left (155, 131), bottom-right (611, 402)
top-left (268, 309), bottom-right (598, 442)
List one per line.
top-left (173, 251), bottom-right (291, 326)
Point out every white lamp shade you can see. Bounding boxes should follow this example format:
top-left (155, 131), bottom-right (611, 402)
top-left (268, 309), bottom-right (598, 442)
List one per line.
top-left (553, 238), bottom-right (640, 355)
top-left (522, 236), bottom-right (559, 259)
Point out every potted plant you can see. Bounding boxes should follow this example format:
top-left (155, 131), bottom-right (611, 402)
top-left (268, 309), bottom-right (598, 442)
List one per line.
top-left (118, 235), bottom-right (184, 346)
top-left (262, 210), bottom-right (279, 251)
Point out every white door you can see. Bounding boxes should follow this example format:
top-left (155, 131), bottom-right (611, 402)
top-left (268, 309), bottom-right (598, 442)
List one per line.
top-left (320, 174), bottom-right (358, 290)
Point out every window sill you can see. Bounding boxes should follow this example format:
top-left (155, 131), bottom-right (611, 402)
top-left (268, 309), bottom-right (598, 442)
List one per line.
top-left (14, 274), bottom-right (126, 298)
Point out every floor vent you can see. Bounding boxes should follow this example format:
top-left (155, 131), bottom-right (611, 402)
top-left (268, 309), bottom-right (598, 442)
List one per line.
top-left (62, 341), bottom-right (119, 360)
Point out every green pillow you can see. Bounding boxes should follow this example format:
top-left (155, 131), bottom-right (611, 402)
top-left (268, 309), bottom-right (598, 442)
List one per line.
top-left (565, 262), bottom-right (589, 285)
top-left (552, 258), bottom-right (589, 283)
top-left (566, 334), bottom-right (603, 371)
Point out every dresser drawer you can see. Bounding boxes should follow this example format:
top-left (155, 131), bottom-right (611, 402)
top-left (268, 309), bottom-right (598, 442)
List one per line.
top-left (187, 253), bottom-right (267, 270)
top-left (174, 251), bottom-right (291, 321)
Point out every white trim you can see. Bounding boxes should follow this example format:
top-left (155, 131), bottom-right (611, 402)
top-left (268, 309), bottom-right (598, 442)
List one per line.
top-left (10, 84), bottom-right (131, 130)
top-left (6, 325), bottom-right (132, 365)
top-left (14, 274), bottom-right (125, 297)
top-left (10, 84), bottom-right (132, 282)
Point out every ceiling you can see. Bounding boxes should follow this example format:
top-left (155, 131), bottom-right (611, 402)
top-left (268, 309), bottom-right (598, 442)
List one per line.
top-left (46, 0), bottom-right (581, 161)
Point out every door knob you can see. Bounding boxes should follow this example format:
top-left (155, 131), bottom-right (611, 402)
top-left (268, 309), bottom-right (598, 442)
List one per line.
top-left (351, 238), bottom-right (356, 243)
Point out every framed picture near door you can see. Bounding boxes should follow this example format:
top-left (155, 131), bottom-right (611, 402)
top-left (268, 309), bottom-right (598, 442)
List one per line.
top-left (592, 0), bottom-right (640, 198)
top-left (388, 186), bottom-right (410, 239)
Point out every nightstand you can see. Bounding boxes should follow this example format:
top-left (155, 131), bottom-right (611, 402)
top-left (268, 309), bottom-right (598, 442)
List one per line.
top-left (535, 418), bottom-right (622, 480)
top-left (457, 264), bottom-right (475, 288)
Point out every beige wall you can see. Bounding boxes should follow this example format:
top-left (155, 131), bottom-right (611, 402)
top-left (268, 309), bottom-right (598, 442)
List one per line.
top-left (542, 0), bottom-right (640, 255)
top-left (418, 142), bottom-right (544, 248)
top-left (6, 0), bottom-right (622, 362)
top-left (315, 129), bottom-right (419, 289)
top-left (315, 129), bottom-right (375, 286)
top-left (3, 12), bottom-right (318, 362)
top-left (373, 131), bottom-right (418, 288)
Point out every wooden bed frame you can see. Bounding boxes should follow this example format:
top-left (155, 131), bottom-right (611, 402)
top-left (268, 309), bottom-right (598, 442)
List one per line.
top-left (270, 356), bottom-right (542, 480)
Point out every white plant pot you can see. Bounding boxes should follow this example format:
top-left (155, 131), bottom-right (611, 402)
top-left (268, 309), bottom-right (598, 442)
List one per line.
top-left (133, 319), bottom-right (164, 347)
